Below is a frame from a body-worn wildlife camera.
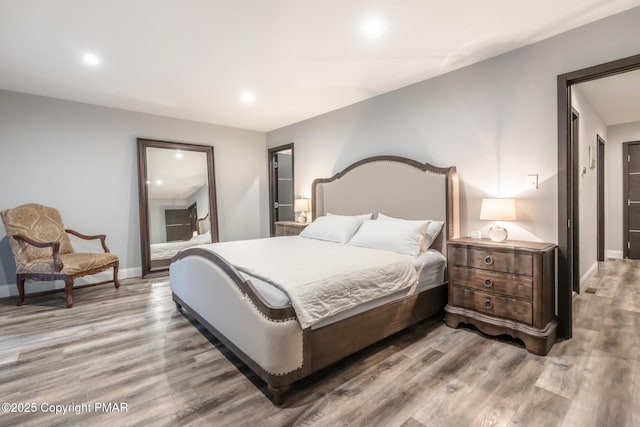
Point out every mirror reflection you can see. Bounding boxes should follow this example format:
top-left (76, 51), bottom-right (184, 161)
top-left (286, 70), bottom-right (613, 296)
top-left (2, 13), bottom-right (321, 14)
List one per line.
top-left (137, 139), bottom-right (218, 278)
top-left (147, 147), bottom-right (211, 270)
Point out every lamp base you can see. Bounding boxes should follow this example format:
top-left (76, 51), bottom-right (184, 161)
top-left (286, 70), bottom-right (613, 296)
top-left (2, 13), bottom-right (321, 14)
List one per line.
top-left (297, 212), bottom-right (307, 223)
top-left (488, 224), bottom-right (508, 242)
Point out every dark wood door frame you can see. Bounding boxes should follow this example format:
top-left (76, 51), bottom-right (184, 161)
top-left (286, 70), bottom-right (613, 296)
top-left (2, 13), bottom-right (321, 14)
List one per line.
top-left (597, 135), bottom-right (605, 262)
top-left (268, 143), bottom-right (294, 236)
top-left (571, 108), bottom-right (580, 294)
top-left (623, 141), bottom-right (640, 258)
top-left (557, 53), bottom-right (640, 339)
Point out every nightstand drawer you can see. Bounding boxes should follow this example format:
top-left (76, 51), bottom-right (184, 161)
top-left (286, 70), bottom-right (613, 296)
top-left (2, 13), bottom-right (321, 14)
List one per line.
top-left (450, 247), bottom-right (532, 276)
top-left (275, 221), bottom-right (308, 237)
top-left (450, 266), bottom-right (533, 300)
top-left (451, 286), bottom-right (533, 324)
top-left (278, 226), bottom-right (300, 236)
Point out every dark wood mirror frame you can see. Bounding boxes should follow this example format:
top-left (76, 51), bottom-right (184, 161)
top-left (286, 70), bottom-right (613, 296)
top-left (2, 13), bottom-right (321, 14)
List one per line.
top-left (137, 138), bottom-right (219, 278)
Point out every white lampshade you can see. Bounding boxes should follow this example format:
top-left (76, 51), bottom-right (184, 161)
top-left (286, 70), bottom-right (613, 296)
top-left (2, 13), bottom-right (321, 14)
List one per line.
top-left (294, 198), bottom-right (310, 212)
top-left (480, 198), bottom-right (516, 221)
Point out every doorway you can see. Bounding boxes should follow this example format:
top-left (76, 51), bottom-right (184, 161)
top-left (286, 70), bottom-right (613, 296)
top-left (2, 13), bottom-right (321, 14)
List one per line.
top-left (597, 136), bottom-right (605, 262)
top-left (558, 53), bottom-right (640, 339)
top-left (188, 202), bottom-right (198, 236)
top-left (164, 209), bottom-right (191, 242)
top-left (268, 144), bottom-right (295, 236)
top-left (623, 141), bottom-right (640, 258)
top-left (571, 108), bottom-right (580, 293)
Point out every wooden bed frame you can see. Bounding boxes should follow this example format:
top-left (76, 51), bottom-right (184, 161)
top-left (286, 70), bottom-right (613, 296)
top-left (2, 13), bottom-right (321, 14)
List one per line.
top-left (170, 156), bottom-right (459, 404)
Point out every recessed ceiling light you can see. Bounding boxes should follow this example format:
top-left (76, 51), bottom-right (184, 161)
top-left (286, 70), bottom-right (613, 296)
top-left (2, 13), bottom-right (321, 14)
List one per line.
top-left (82, 52), bottom-right (101, 67)
top-left (175, 151), bottom-right (183, 159)
top-left (240, 91), bottom-right (256, 105)
top-left (155, 179), bottom-right (163, 185)
top-left (361, 16), bottom-right (386, 39)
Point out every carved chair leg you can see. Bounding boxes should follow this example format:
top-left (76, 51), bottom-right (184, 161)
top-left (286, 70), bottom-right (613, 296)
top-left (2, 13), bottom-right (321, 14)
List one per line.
top-left (64, 278), bottom-right (74, 308)
top-left (268, 384), bottom-right (291, 406)
top-left (113, 261), bottom-right (120, 289)
top-left (16, 275), bottom-right (25, 306)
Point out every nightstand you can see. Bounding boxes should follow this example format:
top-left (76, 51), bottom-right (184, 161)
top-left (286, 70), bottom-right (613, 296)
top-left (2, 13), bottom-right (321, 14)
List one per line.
top-left (445, 237), bottom-right (557, 355)
top-left (275, 221), bottom-right (309, 237)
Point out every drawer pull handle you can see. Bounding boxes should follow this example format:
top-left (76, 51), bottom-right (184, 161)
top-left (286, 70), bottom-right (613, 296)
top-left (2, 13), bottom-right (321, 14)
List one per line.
top-left (484, 300), bottom-right (493, 309)
top-left (484, 278), bottom-right (493, 287)
top-left (484, 256), bottom-right (494, 265)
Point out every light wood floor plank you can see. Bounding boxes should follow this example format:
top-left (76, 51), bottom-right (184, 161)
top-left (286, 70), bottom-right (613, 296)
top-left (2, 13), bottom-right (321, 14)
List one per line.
top-left (509, 386), bottom-right (571, 426)
top-left (535, 327), bottom-right (598, 398)
top-left (562, 350), bottom-right (640, 427)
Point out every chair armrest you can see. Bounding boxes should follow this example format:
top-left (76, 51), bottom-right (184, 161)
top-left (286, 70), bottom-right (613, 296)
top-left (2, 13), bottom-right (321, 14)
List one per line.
top-left (65, 229), bottom-right (110, 252)
top-left (13, 234), bottom-right (64, 272)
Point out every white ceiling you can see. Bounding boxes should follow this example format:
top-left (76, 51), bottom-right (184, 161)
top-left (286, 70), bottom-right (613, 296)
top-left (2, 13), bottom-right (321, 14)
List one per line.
top-left (576, 69), bottom-right (640, 125)
top-left (146, 147), bottom-right (208, 200)
top-left (2, 1), bottom-right (640, 132)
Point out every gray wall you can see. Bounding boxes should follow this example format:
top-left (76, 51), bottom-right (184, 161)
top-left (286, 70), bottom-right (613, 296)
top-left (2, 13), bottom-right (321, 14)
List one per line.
top-left (0, 90), bottom-right (268, 290)
top-left (571, 86), bottom-right (606, 285)
top-left (148, 198), bottom-right (188, 244)
top-left (267, 7), bottom-right (640, 245)
top-left (606, 121), bottom-right (640, 256)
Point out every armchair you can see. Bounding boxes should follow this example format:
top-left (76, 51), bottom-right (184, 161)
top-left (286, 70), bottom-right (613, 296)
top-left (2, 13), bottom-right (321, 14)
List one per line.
top-left (0, 203), bottom-right (120, 308)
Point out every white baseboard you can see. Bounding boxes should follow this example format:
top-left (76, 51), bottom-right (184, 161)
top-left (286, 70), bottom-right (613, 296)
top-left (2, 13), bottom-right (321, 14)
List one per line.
top-left (580, 261), bottom-right (598, 293)
top-left (0, 266), bottom-right (142, 298)
top-left (607, 250), bottom-right (623, 259)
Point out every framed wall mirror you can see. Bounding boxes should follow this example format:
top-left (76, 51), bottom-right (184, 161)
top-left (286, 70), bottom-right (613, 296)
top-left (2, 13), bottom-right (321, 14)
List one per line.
top-left (137, 138), bottom-right (218, 278)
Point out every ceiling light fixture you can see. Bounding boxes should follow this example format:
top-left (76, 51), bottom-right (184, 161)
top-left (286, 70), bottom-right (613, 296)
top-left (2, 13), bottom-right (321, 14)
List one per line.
top-left (240, 91), bottom-right (256, 105)
top-left (175, 151), bottom-right (183, 159)
top-left (155, 179), bottom-right (163, 185)
top-left (361, 16), bottom-right (386, 39)
top-left (82, 52), bottom-right (101, 67)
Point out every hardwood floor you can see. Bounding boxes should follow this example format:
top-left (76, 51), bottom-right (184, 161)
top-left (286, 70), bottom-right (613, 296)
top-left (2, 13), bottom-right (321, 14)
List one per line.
top-left (1, 259), bottom-right (639, 426)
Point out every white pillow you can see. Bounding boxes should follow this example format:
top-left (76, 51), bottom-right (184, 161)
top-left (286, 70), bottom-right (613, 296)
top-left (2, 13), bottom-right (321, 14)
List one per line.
top-left (425, 220), bottom-right (444, 248)
top-left (299, 215), bottom-right (367, 243)
top-left (348, 219), bottom-right (429, 256)
top-left (190, 230), bottom-right (211, 243)
top-left (378, 213), bottom-right (432, 252)
top-left (377, 213), bottom-right (444, 250)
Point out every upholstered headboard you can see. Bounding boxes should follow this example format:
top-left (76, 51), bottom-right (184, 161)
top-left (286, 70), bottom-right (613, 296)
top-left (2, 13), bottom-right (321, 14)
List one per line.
top-left (312, 156), bottom-right (459, 254)
top-left (197, 213), bottom-right (210, 235)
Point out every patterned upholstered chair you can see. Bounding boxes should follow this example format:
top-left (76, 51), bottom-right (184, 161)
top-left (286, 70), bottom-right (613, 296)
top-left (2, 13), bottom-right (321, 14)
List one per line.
top-left (0, 203), bottom-right (119, 308)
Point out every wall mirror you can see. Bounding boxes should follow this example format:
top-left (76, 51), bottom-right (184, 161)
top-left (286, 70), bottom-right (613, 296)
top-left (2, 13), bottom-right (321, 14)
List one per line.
top-left (137, 138), bottom-right (218, 278)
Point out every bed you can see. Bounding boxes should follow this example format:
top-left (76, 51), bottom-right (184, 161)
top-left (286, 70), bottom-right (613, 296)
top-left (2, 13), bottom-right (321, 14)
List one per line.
top-left (169, 155), bottom-right (459, 404)
top-left (150, 231), bottom-right (211, 260)
top-left (150, 217), bottom-right (211, 269)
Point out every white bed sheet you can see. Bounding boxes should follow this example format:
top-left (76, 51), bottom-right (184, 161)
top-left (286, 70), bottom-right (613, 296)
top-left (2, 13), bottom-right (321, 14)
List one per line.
top-left (151, 234), bottom-right (212, 260)
top-left (242, 248), bottom-right (446, 328)
top-left (194, 236), bottom-right (418, 328)
top-left (151, 240), bottom-right (198, 260)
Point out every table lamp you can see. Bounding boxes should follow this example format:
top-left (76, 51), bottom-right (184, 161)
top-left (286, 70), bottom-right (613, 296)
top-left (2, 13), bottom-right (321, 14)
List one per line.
top-left (294, 198), bottom-right (310, 223)
top-left (480, 198), bottom-right (516, 242)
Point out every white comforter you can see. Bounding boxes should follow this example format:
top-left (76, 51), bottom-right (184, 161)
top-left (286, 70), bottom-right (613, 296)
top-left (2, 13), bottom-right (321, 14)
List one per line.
top-left (151, 240), bottom-right (199, 260)
top-left (151, 233), bottom-right (212, 260)
top-left (195, 236), bottom-right (417, 328)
